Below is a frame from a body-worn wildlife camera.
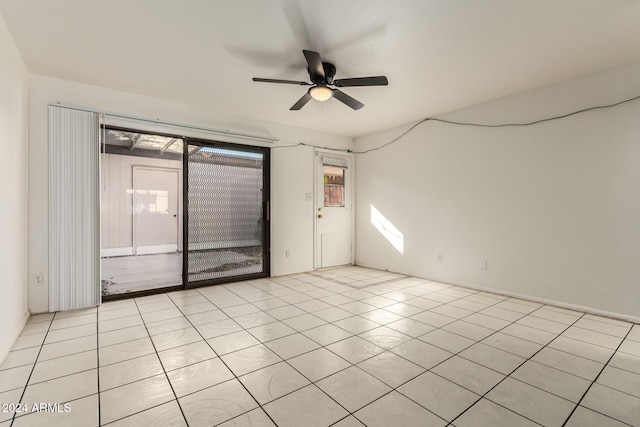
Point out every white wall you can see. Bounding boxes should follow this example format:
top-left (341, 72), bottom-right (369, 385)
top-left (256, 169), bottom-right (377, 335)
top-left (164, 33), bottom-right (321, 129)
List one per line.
top-left (28, 75), bottom-right (352, 313)
top-left (271, 144), bottom-right (317, 275)
top-left (355, 61), bottom-right (640, 322)
top-left (0, 14), bottom-right (29, 363)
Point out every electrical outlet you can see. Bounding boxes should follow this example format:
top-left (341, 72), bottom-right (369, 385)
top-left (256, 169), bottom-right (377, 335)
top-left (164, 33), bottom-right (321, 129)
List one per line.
top-left (34, 273), bottom-right (44, 286)
top-left (305, 193), bottom-right (313, 201)
top-left (437, 253), bottom-right (443, 263)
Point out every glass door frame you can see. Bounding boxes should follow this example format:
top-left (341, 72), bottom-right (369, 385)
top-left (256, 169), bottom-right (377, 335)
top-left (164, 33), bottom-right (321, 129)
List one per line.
top-left (183, 137), bottom-right (271, 289)
top-left (100, 125), bottom-right (271, 301)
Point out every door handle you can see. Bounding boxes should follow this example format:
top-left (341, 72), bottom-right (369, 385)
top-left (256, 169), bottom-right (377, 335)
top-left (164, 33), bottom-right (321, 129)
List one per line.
top-left (317, 214), bottom-right (323, 219)
top-left (173, 214), bottom-right (177, 218)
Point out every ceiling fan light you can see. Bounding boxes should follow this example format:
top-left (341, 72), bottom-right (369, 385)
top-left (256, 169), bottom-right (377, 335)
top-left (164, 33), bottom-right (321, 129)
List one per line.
top-left (309, 86), bottom-right (333, 102)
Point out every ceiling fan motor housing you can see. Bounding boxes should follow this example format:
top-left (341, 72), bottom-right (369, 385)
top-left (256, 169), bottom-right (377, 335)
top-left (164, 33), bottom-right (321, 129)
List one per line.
top-left (309, 62), bottom-right (336, 83)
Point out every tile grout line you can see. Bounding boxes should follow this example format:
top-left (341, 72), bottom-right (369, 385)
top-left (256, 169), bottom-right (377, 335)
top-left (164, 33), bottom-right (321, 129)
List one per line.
top-left (444, 308), bottom-right (634, 427)
top-left (107, 285), bottom-right (638, 426)
top-left (115, 281), bottom-right (601, 371)
top-left (307, 269), bottom-right (412, 290)
top-left (96, 310), bottom-right (102, 427)
top-left (95, 269), bottom-right (639, 427)
top-left (343, 296), bottom-right (608, 426)
top-left (560, 326), bottom-right (634, 427)
top-left (191, 278), bottom-right (381, 425)
top-left (102, 298), bottom-right (192, 427)
top-left (346, 291), bottom-right (541, 426)
top-left (190, 277), bottom-right (414, 425)
top-left (93, 289), bottom-right (637, 427)
top-left (447, 307), bottom-right (587, 426)
top-left (219, 282), bottom-right (524, 426)
top-left (166, 288), bottom-right (282, 427)
top-left (10, 313), bottom-right (57, 427)
top-left (212, 273), bottom-right (438, 423)
top-left (560, 323), bottom-right (631, 343)
top-left (191, 272), bottom-right (592, 426)
top-left (598, 357), bottom-right (640, 378)
top-left (0, 292), bottom-right (492, 427)
top-left (429, 304), bottom-right (627, 361)
top-left (88, 315), bottom-right (171, 425)
top-left (220, 271), bottom-right (471, 331)
top-left (7, 268), bottom-right (637, 426)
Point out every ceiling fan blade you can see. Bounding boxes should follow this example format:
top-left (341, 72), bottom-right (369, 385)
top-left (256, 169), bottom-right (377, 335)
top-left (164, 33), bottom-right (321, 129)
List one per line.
top-left (333, 76), bottom-right (388, 87)
top-left (303, 50), bottom-right (325, 81)
top-left (253, 77), bottom-right (309, 85)
top-left (290, 92), bottom-right (312, 110)
top-left (332, 89), bottom-right (364, 110)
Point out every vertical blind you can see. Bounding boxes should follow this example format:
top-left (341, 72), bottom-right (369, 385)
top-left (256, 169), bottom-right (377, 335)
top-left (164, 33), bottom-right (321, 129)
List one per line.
top-left (49, 106), bottom-right (101, 311)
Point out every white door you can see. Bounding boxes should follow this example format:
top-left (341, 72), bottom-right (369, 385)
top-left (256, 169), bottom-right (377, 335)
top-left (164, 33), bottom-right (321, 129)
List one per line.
top-left (315, 153), bottom-right (353, 268)
top-left (133, 167), bottom-right (180, 255)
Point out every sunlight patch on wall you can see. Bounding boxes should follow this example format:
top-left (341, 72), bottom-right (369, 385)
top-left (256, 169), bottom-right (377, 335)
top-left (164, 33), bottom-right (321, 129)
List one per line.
top-left (370, 205), bottom-right (404, 254)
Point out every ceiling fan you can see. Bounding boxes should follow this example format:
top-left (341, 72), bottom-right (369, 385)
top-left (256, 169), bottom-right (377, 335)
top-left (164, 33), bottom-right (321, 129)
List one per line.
top-left (252, 50), bottom-right (388, 111)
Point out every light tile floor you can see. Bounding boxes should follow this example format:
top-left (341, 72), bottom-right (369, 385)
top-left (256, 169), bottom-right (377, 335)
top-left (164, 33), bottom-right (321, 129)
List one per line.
top-left (1, 266), bottom-right (639, 426)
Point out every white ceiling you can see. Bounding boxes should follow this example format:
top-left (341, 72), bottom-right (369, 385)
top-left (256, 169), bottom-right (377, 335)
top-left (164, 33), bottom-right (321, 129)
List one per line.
top-left (2, 0), bottom-right (640, 138)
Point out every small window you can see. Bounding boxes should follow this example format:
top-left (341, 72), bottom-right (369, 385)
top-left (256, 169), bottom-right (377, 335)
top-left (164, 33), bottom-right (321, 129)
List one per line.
top-left (324, 165), bottom-right (345, 207)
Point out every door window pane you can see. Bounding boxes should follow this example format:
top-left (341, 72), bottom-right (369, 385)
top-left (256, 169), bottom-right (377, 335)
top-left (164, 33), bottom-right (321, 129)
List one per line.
top-left (324, 166), bottom-right (345, 207)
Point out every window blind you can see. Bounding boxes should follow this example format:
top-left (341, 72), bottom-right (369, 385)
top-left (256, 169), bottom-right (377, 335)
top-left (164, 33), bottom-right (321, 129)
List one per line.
top-left (321, 156), bottom-right (349, 168)
top-left (49, 105), bottom-right (101, 311)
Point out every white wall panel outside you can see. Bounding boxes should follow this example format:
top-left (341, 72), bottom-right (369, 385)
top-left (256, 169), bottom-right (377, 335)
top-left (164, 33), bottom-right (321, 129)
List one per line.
top-left (100, 153), bottom-right (183, 254)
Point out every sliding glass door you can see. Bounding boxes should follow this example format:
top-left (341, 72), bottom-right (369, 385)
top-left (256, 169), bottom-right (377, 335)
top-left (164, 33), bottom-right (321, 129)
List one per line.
top-left (100, 129), bottom-right (270, 299)
top-left (184, 139), bottom-right (270, 286)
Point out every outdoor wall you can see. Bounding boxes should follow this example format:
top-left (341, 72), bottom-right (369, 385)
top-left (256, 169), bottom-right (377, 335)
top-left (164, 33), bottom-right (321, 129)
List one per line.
top-left (28, 75), bottom-right (352, 313)
top-left (101, 153), bottom-right (183, 254)
top-left (355, 61), bottom-right (640, 322)
top-left (0, 13), bottom-right (29, 363)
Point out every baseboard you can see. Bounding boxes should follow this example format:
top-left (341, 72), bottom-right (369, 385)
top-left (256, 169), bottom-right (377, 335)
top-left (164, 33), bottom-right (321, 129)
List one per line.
top-left (101, 247), bottom-right (134, 257)
top-left (448, 280), bottom-right (640, 325)
top-left (135, 244), bottom-right (178, 255)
